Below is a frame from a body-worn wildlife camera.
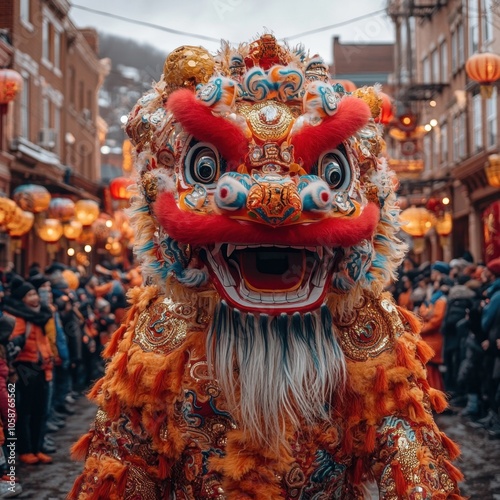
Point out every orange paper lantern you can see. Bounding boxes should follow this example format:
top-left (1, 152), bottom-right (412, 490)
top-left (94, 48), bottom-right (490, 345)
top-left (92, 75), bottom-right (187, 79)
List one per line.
top-left (0, 197), bottom-right (18, 226)
top-left (400, 207), bottom-right (436, 238)
top-left (12, 184), bottom-right (51, 213)
top-left (36, 218), bottom-right (63, 243)
top-left (63, 220), bottom-right (83, 240)
top-left (466, 52), bottom-right (500, 98)
top-left (0, 69), bottom-right (23, 104)
top-left (75, 199), bottom-right (100, 226)
top-left (48, 198), bottom-right (76, 222)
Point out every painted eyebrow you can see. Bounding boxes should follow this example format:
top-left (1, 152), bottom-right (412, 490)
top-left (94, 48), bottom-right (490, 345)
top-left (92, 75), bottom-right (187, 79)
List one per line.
top-left (166, 89), bottom-right (248, 164)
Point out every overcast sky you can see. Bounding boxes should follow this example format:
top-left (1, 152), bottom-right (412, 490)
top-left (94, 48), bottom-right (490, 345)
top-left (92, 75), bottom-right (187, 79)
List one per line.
top-left (69, 0), bottom-right (395, 65)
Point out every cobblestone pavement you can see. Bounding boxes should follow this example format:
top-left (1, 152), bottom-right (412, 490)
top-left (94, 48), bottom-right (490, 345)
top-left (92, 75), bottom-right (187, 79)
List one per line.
top-left (15, 395), bottom-right (96, 499)
top-left (13, 397), bottom-right (500, 498)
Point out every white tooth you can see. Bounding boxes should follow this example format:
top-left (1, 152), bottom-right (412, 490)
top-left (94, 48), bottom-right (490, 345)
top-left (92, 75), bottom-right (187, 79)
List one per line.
top-left (236, 245), bottom-right (246, 250)
top-left (213, 243), bottom-right (223, 255)
top-left (324, 247), bottom-right (334, 257)
top-left (227, 244), bottom-right (236, 258)
top-left (297, 287), bottom-right (308, 298)
top-left (305, 246), bottom-right (315, 252)
top-left (261, 293), bottom-right (276, 303)
top-left (316, 247), bottom-right (324, 260)
top-left (285, 290), bottom-right (299, 302)
top-left (247, 290), bottom-right (261, 300)
top-left (221, 267), bottom-right (236, 287)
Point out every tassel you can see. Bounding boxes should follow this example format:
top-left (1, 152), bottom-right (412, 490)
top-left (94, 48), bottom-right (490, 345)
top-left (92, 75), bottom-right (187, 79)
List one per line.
top-left (352, 457), bottom-right (364, 483)
top-left (408, 394), bottom-right (427, 421)
top-left (106, 395), bottom-right (121, 420)
top-left (115, 352), bottom-right (129, 378)
top-left (152, 369), bottom-right (168, 399)
top-left (158, 455), bottom-right (170, 479)
top-left (103, 323), bottom-right (127, 358)
top-left (87, 378), bottom-right (104, 400)
top-left (364, 425), bottom-right (376, 453)
top-left (396, 306), bottom-right (422, 333)
top-left (130, 364), bottom-right (144, 389)
top-left (391, 461), bottom-right (408, 496)
top-left (375, 395), bottom-right (388, 416)
top-left (429, 389), bottom-right (448, 413)
top-left (71, 432), bottom-right (93, 460)
top-left (440, 432), bottom-right (461, 460)
top-left (443, 459), bottom-right (464, 482)
top-left (67, 474), bottom-right (84, 500)
top-left (342, 424), bottom-right (354, 454)
top-left (396, 342), bottom-right (416, 370)
top-left (415, 340), bottom-right (434, 364)
top-left (374, 366), bottom-right (388, 393)
top-left (394, 383), bottom-right (406, 408)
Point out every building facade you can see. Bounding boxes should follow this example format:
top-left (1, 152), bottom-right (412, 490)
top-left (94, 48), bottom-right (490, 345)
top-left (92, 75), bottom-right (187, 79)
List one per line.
top-left (387, 0), bottom-right (500, 264)
top-left (0, 0), bottom-right (108, 273)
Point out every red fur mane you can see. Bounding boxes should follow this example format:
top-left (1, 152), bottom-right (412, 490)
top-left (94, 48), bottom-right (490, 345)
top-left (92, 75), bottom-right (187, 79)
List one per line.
top-left (166, 89), bottom-right (248, 164)
top-left (291, 96), bottom-right (371, 169)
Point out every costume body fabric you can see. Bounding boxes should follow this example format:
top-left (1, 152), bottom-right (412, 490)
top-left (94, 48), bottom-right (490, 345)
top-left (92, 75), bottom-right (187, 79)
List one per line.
top-left (70, 35), bottom-right (464, 499)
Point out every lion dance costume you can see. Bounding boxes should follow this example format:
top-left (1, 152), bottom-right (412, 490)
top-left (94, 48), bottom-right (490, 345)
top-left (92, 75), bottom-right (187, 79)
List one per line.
top-left (70, 35), bottom-right (464, 499)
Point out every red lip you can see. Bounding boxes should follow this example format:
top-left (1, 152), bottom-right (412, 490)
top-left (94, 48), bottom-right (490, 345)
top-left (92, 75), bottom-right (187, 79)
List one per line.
top-left (154, 192), bottom-right (379, 248)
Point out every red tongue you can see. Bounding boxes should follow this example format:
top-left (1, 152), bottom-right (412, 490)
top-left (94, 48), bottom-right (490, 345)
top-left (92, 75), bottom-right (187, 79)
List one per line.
top-left (240, 248), bottom-right (305, 292)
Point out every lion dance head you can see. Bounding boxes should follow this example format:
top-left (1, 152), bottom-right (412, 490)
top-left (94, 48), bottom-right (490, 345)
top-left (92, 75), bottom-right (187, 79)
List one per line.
top-left (125, 34), bottom-right (407, 447)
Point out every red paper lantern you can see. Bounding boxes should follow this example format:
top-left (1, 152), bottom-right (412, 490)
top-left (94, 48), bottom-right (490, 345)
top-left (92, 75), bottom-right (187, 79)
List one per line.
top-left (375, 92), bottom-right (394, 125)
top-left (109, 177), bottom-right (135, 201)
top-left (0, 69), bottom-right (23, 104)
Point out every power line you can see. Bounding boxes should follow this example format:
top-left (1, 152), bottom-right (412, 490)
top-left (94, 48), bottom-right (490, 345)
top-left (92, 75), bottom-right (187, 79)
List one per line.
top-left (70, 4), bottom-right (222, 43)
top-left (283, 9), bottom-right (388, 40)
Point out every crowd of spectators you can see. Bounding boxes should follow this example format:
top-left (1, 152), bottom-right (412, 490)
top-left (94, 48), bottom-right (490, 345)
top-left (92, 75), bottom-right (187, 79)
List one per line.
top-left (391, 253), bottom-right (500, 442)
top-left (0, 260), bottom-right (140, 498)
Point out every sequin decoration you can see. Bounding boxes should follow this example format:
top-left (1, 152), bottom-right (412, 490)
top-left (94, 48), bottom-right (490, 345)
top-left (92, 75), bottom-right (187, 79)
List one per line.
top-left (334, 296), bottom-right (404, 361)
top-left (133, 297), bottom-right (192, 354)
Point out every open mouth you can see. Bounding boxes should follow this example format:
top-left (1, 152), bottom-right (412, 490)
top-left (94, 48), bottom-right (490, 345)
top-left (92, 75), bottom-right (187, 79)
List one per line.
top-left (203, 244), bottom-right (336, 314)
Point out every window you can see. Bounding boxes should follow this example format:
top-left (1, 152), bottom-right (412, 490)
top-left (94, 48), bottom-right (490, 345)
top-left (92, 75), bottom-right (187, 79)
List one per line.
top-left (78, 81), bottom-right (84, 111)
top-left (54, 105), bottom-right (60, 154)
top-left (469, 0), bottom-right (479, 55)
top-left (440, 41), bottom-right (448, 81)
top-left (69, 67), bottom-right (75, 105)
top-left (441, 122), bottom-right (448, 165)
top-left (457, 23), bottom-right (465, 67)
top-left (481, 0), bottom-right (493, 44)
top-left (431, 49), bottom-right (439, 83)
top-left (53, 30), bottom-right (60, 70)
top-left (451, 29), bottom-right (458, 73)
top-left (472, 93), bottom-right (483, 152)
top-left (486, 87), bottom-right (497, 147)
top-left (42, 96), bottom-right (50, 130)
top-left (42, 18), bottom-right (49, 61)
top-left (452, 113), bottom-right (467, 161)
top-left (20, 0), bottom-right (30, 24)
top-left (422, 56), bottom-right (430, 83)
top-left (20, 74), bottom-right (30, 139)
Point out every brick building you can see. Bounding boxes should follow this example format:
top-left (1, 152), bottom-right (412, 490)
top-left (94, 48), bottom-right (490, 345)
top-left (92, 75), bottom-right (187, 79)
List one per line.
top-left (387, 0), bottom-right (500, 263)
top-left (0, 0), bottom-right (109, 272)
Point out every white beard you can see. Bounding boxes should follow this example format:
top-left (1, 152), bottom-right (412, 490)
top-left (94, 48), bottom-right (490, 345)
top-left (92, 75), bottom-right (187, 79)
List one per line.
top-left (207, 302), bottom-right (347, 449)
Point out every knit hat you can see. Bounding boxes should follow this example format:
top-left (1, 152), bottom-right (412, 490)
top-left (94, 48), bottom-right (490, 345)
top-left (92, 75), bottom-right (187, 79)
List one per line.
top-left (29, 273), bottom-right (51, 290)
top-left (431, 261), bottom-right (450, 275)
top-left (487, 257), bottom-right (500, 276)
top-left (10, 278), bottom-right (35, 300)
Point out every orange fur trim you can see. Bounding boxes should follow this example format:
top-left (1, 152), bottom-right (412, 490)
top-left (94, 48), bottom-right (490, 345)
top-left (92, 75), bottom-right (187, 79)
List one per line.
top-left (115, 351), bottom-right (129, 378)
top-left (67, 474), bottom-right (84, 499)
top-left (396, 341), bottom-right (417, 370)
top-left (103, 323), bottom-right (127, 358)
top-left (440, 432), bottom-right (461, 460)
top-left (416, 339), bottom-right (435, 364)
top-left (87, 378), bottom-right (103, 401)
top-left (396, 306), bottom-right (422, 333)
top-left (130, 364), bottom-right (144, 389)
top-left (408, 394), bottom-right (427, 421)
top-left (71, 432), bottom-right (93, 461)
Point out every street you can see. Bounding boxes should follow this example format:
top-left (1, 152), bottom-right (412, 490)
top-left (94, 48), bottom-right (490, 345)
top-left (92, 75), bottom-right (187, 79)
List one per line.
top-left (14, 398), bottom-right (500, 499)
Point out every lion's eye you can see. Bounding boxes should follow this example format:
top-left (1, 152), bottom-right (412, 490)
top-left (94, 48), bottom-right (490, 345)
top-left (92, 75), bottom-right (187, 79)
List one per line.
top-left (319, 149), bottom-right (351, 191)
top-left (185, 143), bottom-right (221, 186)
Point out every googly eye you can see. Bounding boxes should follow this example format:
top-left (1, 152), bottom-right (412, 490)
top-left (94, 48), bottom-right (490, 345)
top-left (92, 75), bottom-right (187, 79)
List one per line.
top-left (319, 148), bottom-right (351, 191)
top-left (185, 142), bottom-right (222, 187)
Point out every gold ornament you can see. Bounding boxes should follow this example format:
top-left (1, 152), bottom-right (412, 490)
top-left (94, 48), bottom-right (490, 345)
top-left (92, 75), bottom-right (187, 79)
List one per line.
top-left (163, 46), bottom-right (215, 90)
top-left (353, 87), bottom-right (383, 119)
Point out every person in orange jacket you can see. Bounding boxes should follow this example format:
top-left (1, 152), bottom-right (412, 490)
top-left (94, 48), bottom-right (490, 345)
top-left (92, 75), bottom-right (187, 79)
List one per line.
top-left (3, 279), bottom-right (54, 465)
